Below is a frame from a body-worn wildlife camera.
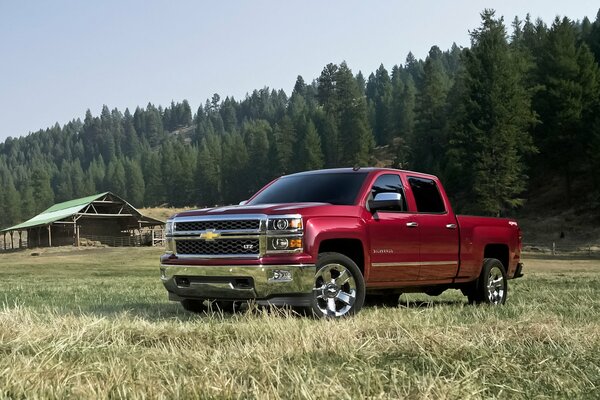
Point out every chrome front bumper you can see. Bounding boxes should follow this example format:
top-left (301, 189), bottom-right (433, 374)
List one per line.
top-left (160, 263), bottom-right (316, 301)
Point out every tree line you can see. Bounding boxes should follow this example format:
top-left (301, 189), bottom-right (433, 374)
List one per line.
top-left (1, 9), bottom-right (600, 228)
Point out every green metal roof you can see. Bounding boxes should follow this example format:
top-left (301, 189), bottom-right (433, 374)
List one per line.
top-left (42, 192), bottom-right (109, 214)
top-left (1, 192), bottom-right (163, 232)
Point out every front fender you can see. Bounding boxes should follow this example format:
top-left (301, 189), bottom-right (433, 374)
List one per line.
top-left (303, 216), bottom-right (369, 269)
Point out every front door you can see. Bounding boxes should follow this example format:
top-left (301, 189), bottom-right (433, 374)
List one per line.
top-left (366, 174), bottom-right (420, 282)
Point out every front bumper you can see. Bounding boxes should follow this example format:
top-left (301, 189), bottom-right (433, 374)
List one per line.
top-left (160, 263), bottom-right (316, 302)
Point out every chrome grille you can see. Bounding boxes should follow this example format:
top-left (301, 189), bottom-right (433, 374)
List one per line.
top-left (175, 220), bottom-right (260, 232)
top-left (176, 239), bottom-right (260, 256)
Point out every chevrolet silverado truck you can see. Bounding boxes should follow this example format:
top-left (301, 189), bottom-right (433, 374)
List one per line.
top-left (160, 168), bottom-right (524, 317)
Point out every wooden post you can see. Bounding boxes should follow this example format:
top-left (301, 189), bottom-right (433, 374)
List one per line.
top-left (552, 242), bottom-right (556, 256)
top-left (10, 232), bottom-right (14, 249)
top-left (151, 229), bottom-right (155, 247)
top-left (18, 231), bottom-right (22, 248)
top-left (75, 225), bottom-right (80, 247)
top-left (37, 227), bottom-right (41, 247)
top-left (48, 225), bottom-right (52, 247)
top-left (3, 233), bottom-right (5, 251)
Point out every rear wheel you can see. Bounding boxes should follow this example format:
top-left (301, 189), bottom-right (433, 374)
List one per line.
top-left (310, 252), bottom-right (365, 318)
top-left (467, 258), bottom-right (508, 305)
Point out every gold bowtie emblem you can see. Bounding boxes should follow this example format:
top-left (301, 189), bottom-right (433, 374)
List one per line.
top-left (200, 230), bottom-right (220, 240)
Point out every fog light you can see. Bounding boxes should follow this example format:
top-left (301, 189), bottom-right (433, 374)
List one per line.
top-left (272, 238), bottom-right (289, 250)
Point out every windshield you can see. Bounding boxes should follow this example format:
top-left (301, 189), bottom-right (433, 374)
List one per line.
top-left (248, 172), bottom-right (369, 205)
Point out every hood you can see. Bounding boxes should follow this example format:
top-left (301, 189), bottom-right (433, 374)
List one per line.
top-left (173, 203), bottom-right (331, 218)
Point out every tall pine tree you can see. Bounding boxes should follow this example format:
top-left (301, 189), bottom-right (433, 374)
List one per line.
top-left (448, 10), bottom-right (537, 215)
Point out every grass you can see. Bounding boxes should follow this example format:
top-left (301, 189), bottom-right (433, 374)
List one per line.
top-left (0, 248), bottom-right (599, 399)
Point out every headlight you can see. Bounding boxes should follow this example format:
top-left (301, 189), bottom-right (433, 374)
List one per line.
top-left (266, 215), bottom-right (303, 253)
top-left (267, 216), bottom-right (302, 231)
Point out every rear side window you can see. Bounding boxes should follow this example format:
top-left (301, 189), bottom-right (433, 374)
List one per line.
top-left (408, 177), bottom-right (445, 213)
top-left (369, 174), bottom-right (407, 212)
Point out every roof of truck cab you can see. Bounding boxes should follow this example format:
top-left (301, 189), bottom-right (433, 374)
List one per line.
top-left (282, 167), bottom-right (439, 180)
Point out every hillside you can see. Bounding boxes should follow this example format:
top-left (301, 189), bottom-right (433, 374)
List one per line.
top-left (1, 9), bottom-right (600, 244)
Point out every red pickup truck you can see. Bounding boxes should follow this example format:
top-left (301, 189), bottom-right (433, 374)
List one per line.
top-left (160, 168), bottom-right (523, 317)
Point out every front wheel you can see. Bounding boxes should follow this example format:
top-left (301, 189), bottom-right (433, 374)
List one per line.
top-left (310, 252), bottom-right (365, 318)
top-left (467, 258), bottom-right (508, 305)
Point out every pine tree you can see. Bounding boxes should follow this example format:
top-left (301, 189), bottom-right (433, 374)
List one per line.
top-left (107, 158), bottom-right (127, 196)
top-left (31, 167), bottom-right (55, 213)
top-left (300, 121), bottom-right (324, 170)
top-left (19, 184), bottom-right (36, 221)
top-left (369, 64), bottom-right (394, 145)
top-left (272, 116), bottom-right (296, 174)
top-left (174, 144), bottom-right (196, 206)
top-left (449, 10), bottom-right (537, 215)
top-left (390, 66), bottom-right (414, 166)
top-left (533, 17), bottom-right (600, 198)
top-left (243, 119), bottom-right (271, 191)
top-left (221, 132), bottom-right (249, 203)
top-left (335, 62), bottom-right (374, 166)
top-left (142, 152), bottom-right (165, 206)
top-left (71, 160), bottom-right (86, 197)
top-left (0, 169), bottom-right (20, 227)
top-left (195, 137), bottom-right (222, 207)
top-left (54, 161), bottom-right (73, 202)
top-left (587, 9), bottom-right (600, 62)
top-left (411, 46), bottom-right (451, 175)
top-left (293, 75), bottom-right (307, 97)
top-left (181, 99), bottom-right (193, 126)
top-left (124, 159), bottom-right (145, 206)
top-left (317, 63), bottom-right (339, 115)
top-left (123, 109), bottom-right (141, 158)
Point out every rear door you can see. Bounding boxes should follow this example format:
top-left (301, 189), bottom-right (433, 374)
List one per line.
top-left (406, 176), bottom-right (459, 280)
top-left (366, 173), bottom-right (420, 282)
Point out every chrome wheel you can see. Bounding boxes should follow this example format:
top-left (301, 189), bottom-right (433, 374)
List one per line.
top-left (313, 263), bottom-right (357, 317)
top-left (487, 266), bottom-right (505, 304)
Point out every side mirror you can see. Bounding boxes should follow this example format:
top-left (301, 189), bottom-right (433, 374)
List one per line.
top-left (239, 200), bottom-right (248, 206)
top-left (369, 192), bottom-right (403, 212)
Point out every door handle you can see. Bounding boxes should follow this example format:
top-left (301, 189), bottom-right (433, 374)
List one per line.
top-left (406, 222), bottom-right (419, 228)
top-left (446, 223), bottom-right (457, 229)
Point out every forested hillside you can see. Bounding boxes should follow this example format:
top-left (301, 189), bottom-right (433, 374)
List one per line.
top-left (1, 10), bottom-right (600, 228)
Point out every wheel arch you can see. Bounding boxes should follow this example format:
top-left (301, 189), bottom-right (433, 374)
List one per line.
top-left (483, 243), bottom-right (509, 271)
top-left (318, 238), bottom-right (366, 276)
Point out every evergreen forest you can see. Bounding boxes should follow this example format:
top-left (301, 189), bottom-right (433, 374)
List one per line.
top-left (1, 10), bottom-right (600, 228)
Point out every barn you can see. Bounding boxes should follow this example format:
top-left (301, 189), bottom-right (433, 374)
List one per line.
top-left (1, 192), bottom-right (164, 250)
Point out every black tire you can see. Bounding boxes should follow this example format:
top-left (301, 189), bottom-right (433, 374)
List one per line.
top-left (181, 299), bottom-right (207, 313)
top-left (364, 293), bottom-right (399, 308)
top-left (467, 258), bottom-right (508, 305)
top-left (310, 252), bottom-right (366, 318)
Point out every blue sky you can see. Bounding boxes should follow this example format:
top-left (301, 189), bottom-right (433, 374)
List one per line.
top-left (0, 0), bottom-right (598, 141)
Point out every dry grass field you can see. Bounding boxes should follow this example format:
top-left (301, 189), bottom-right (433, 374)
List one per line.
top-left (0, 247), bottom-right (599, 399)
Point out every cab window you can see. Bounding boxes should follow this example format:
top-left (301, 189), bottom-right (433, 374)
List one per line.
top-left (369, 174), bottom-right (407, 212)
top-left (408, 177), bottom-right (446, 213)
